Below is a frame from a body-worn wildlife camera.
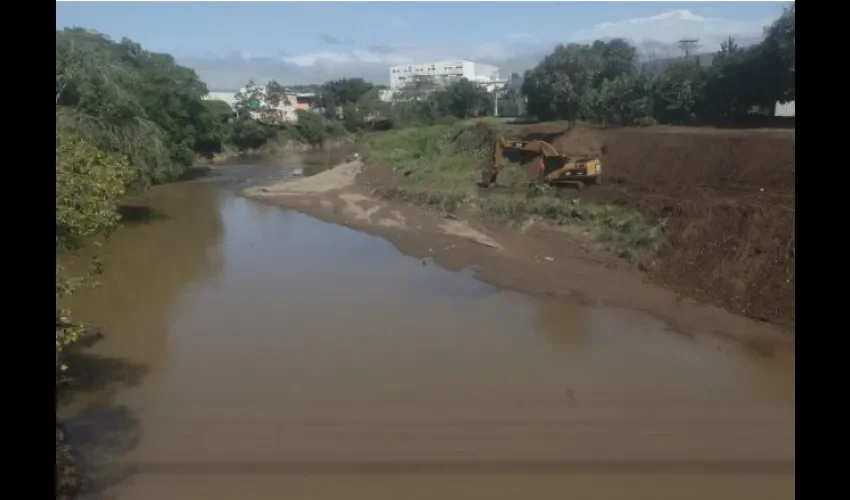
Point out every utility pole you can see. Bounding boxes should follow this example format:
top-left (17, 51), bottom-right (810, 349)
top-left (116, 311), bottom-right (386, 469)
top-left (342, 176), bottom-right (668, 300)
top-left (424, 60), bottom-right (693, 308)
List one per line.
top-left (494, 91), bottom-right (499, 117)
top-left (677, 39), bottom-right (700, 58)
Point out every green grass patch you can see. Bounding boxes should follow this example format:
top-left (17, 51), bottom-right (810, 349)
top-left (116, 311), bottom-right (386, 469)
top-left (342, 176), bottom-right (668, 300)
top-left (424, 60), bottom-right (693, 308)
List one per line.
top-left (475, 195), bottom-right (665, 263)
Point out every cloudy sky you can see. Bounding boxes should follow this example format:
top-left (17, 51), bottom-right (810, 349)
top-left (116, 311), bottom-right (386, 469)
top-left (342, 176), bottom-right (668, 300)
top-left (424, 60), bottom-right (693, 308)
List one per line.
top-left (56, 1), bottom-right (791, 90)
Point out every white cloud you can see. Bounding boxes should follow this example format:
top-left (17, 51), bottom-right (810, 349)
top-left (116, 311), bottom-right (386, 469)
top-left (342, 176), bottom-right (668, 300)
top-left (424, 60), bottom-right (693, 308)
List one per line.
top-left (281, 51), bottom-right (357, 66)
top-left (181, 8), bottom-right (781, 89)
top-left (388, 15), bottom-right (407, 28)
top-left (279, 49), bottom-right (418, 68)
top-left (573, 9), bottom-right (772, 51)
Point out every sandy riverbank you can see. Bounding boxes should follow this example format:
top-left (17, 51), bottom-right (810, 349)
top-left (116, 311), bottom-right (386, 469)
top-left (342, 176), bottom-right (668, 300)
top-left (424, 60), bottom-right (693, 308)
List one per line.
top-left (244, 159), bottom-right (792, 355)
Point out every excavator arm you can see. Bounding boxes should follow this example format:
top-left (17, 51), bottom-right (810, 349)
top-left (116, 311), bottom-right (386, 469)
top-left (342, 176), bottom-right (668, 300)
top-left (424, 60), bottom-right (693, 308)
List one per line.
top-left (480, 136), bottom-right (565, 187)
top-left (479, 135), bottom-right (602, 189)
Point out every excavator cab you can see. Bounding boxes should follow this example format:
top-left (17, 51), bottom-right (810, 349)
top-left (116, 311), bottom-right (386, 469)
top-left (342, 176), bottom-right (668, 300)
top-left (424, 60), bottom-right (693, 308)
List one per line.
top-left (479, 136), bottom-right (602, 190)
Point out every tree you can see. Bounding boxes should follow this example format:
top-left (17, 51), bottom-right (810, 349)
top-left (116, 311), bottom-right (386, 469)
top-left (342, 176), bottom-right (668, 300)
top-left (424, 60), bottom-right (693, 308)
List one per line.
top-left (318, 77), bottom-right (374, 120)
top-left (442, 78), bottom-right (491, 119)
top-left (703, 22), bottom-right (791, 122)
top-left (234, 80), bottom-right (265, 119)
top-left (194, 100), bottom-right (232, 157)
top-left (339, 88), bottom-right (392, 132)
top-left (395, 77), bottom-right (442, 101)
top-left (592, 38), bottom-right (637, 85)
top-left (56, 28), bottom-right (213, 185)
top-left (356, 87), bottom-right (391, 119)
top-left (295, 109), bottom-right (327, 146)
top-left (522, 43), bottom-right (602, 126)
top-left (264, 80), bottom-right (286, 108)
top-left (761, 5), bottom-right (795, 102)
top-left (585, 74), bottom-right (652, 126)
top-left (342, 103), bottom-right (365, 132)
top-left (716, 37), bottom-right (741, 63)
top-left (652, 61), bottom-right (707, 124)
top-left (227, 117), bottom-right (276, 151)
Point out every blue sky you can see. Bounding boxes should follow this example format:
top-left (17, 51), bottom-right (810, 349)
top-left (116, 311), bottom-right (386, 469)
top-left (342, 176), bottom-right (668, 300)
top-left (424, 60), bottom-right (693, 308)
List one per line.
top-left (56, 1), bottom-right (791, 88)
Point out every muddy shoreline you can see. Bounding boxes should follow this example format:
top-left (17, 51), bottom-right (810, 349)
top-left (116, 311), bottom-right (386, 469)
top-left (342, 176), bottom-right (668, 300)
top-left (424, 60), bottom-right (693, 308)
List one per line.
top-left (244, 160), bottom-right (792, 353)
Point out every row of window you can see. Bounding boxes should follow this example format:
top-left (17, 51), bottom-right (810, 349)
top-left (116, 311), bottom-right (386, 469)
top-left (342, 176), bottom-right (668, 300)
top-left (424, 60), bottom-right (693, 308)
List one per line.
top-left (395, 73), bottom-right (466, 83)
top-left (391, 64), bottom-right (464, 74)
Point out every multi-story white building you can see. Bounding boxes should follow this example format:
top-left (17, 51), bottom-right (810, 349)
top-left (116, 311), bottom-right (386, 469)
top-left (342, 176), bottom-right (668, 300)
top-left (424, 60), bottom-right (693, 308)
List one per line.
top-left (389, 59), bottom-right (501, 92)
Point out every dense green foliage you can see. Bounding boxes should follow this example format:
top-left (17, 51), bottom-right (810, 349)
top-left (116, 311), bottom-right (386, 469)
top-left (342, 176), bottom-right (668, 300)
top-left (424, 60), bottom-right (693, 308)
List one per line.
top-left (55, 130), bottom-right (129, 380)
top-left (383, 78), bottom-right (492, 128)
top-left (56, 28), bottom-right (225, 186)
top-left (227, 117), bottom-right (278, 150)
top-left (294, 109), bottom-right (329, 146)
top-left (55, 28), bottom-right (226, 379)
top-left (521, 5), bottom-right (795, 126)
top-left (317, 77), bottom-right (375, 119)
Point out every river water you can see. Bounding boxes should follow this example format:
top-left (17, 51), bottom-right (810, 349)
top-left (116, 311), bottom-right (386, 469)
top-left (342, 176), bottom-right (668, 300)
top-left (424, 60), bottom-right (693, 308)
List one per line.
top-left (58, 159), bottom-right (794, 500)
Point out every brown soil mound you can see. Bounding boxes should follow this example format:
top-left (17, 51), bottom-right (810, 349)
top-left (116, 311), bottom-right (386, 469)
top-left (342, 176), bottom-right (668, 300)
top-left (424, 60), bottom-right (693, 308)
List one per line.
top-left (600, 127), bottom-right (795, 193)
top-left (552, 128), bottom-right (605, 158)
top-left (522, 124), bottom-right (796, 327)
top-left (518, 123), bottom-right (604, 158)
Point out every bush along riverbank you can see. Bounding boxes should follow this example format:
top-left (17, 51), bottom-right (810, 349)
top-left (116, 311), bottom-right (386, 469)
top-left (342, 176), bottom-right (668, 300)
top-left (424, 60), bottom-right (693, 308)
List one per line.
top-left (57, 27), bottom-right (233, 498)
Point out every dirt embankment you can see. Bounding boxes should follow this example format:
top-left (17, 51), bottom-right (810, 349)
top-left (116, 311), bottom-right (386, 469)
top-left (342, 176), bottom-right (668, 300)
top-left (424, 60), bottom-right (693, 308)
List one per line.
top-left (524, 124), bottom-right (795, 327)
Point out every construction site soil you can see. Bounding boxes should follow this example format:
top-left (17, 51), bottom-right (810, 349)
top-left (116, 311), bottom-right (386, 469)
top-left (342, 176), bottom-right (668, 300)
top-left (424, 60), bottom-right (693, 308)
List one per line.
top-left (520, 124), bottom-right (795, 328)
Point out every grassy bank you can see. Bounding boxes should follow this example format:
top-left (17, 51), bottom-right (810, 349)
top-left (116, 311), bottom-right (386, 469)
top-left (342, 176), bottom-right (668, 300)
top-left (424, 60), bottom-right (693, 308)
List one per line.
top-left (360, 122), bottom-right (664, 265)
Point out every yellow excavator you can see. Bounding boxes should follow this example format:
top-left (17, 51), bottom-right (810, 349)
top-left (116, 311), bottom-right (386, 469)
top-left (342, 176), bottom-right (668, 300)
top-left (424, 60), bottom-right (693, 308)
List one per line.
top-left (478, 136), bottom-right (603, 190)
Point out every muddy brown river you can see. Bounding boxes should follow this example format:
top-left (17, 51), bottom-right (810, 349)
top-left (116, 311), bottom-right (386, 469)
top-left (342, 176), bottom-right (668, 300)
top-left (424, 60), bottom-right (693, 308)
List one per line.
top-left (58, 159), bottom-right (795, 500)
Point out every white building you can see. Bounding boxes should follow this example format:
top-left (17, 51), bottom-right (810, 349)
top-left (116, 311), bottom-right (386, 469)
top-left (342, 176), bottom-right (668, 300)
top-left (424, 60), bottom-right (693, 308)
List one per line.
top-left (775, 100), bottom-right (795, 117)
top-left (203, 87), bottom-right (308, 123)
top-left (204, 91), bottom-right (238, 109)
top-left (389, 59), bottom-right (501, 92)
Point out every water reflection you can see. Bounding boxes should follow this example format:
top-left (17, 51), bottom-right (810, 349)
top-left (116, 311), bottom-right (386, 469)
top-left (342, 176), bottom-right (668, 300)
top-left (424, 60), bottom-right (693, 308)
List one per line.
top-left (299, 145), bottom-right (358, 176)
top-left (535, 295), bottom-right (593, 355)
top-left (64, 405), bottom-right (142, 498)
top-left (209, 145), bottom-right (357, 176)
top-left (59, 181), bottom-right (226, 412)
